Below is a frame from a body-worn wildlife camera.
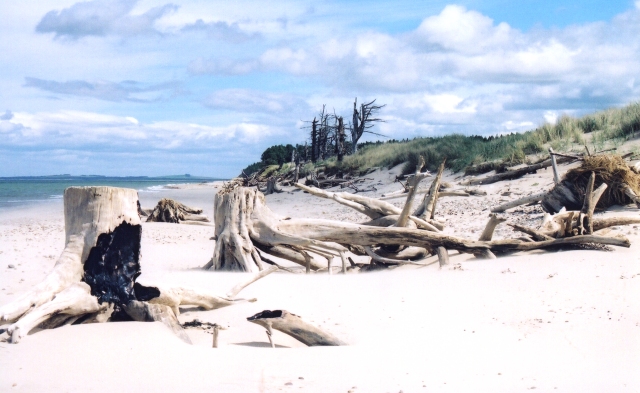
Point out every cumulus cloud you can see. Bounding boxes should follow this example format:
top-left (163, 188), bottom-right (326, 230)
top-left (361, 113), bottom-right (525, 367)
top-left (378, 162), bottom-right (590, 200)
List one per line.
top-left (35, 0), bottom-right (177, 39)
top-left (203, 89), bottom-right (309, 114)
top-left (24, 77), bottom-right (180, 102)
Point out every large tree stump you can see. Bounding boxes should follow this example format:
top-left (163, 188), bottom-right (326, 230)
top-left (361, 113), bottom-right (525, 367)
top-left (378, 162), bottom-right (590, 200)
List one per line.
top-left (0, 187), bottom-right (273, 344)
top-left (204, 186), bottom-right (630, 272)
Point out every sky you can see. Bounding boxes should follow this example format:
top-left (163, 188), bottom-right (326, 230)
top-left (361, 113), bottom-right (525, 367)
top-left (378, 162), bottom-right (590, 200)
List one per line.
top-left (0, 0), bottom-right (639, 178)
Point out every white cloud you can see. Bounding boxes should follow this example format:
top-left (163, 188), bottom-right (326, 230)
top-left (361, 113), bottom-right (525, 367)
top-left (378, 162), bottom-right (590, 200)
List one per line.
top-left (2, 110), bottom-right (281, 150)
top-left (35, 0), bottom-right (178, 39)
top-left (415, 5), bottom-right (515, 53)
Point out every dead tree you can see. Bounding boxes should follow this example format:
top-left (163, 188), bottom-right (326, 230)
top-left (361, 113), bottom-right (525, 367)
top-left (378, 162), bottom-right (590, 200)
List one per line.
top-left (337, 116), bottom-right (345, 162)
top-left (351, 98), bottom-right (385, 154)
top-left (0, 186), bottom-right (276, 344)
top-left (146, 198), bottom-right (209, 224)
top-left (462, 155), bottom-right (578, 186)
top-left (202, 184), bottom-right (629, 273)
top-left (311, 117), bottom-right (318, 163)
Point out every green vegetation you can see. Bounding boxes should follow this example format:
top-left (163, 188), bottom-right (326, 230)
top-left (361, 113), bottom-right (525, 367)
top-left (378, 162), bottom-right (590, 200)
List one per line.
top-left (242, 101), bottom-right (640, 177)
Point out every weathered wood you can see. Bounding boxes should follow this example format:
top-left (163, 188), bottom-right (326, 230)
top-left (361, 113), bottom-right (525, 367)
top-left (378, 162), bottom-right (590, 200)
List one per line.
top-left (592, 216), bottom-right (640, 231)
top-left (491, 191), bottom-right (547, 213)
top-left (226, 266), bottom-right (279, 298)
top-left (397, 156), bottom-right (429, 227)
top-left (123, 301), bottom-right (192, 344)
top-left (1, 186), bottom-right (273, 344)
top-left (549, 147), bottom-right (560, 184)
top-left (622, 183), bottom-right (640, 208)
top-left (212, 324), bottom-right (226, 348)
top-left (416, 159), bottom-right (446, 220)
top-left (364, 246), bottom-right (432, 265)
top-left (580, 172), bottom-right (597, 234)
top-left (478, 214), bottom-right (506, 241)
top-left (507, 223), bottom-right (554, 241)
top-left (464, 156), bottom-right (576, 186)
top-left (436, 247), bottom-right (449, 267)
top-left (247, 310), bottom-right (345, 346)
top-left (296, 183), bottom-right (439, 231)
top-left (147, 198), bottom-right (209, 223)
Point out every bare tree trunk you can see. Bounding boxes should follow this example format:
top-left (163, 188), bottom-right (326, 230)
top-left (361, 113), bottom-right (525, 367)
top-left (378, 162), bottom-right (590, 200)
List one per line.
top-left (311, 118), bottom-right (318, 163)
top-left (337, 117), bottom-right (345, 162)
top-left (1, 187), bottom-right (273, 344)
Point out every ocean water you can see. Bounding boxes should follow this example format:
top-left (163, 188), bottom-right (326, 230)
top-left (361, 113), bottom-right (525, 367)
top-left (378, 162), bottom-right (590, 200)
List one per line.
top-left (0, 176), bottom-right (220, 210)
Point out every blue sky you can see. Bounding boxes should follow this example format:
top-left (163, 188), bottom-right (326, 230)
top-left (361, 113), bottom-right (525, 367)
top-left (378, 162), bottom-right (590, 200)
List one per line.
top-left (1, 0), bottom-right (639, 177)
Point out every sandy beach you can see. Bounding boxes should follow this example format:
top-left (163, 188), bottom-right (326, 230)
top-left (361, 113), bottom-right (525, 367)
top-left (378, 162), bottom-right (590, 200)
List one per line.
top-left (1, 164), bottom-right (639, 393)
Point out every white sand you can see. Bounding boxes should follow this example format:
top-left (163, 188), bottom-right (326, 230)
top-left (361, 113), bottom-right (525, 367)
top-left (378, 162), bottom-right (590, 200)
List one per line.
top-left (1, 165), bottom-right (640, 392)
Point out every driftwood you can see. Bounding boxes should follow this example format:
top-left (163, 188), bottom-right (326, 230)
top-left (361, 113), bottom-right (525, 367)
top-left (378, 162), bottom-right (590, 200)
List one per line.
top-left (416, 159), bottom-right (446, 220)
top-left (0, 187), bottom-right (274, 344)
top-left (397, 156), bottom-right (430, 227)
top-left (258, 177), bottom-right (283, 195)
top-left (479, 214), bottom-right (506, 241)
top-left (463, 156), bottom-right (577, 186)
top-left (146, 198), bottom-right (209, 224)
top-left (549, 147), bottom-right (560, 184)
top-left (541, 155), bottom-right (640, 213)
top-left (247, 310), bottom-right (345, 346)
top-left (491, 191), bottom-right (548, 213)
top-left (204, 185), bottom-right (630, 273)
top-left (295, 183), bottom-right (440, 232)
top-left (508, 223), bottom-right (553, 241)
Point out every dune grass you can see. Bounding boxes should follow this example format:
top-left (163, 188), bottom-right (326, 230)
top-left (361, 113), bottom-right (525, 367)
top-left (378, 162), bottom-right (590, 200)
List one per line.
top-left (320, 101), bottom-right (640, 176)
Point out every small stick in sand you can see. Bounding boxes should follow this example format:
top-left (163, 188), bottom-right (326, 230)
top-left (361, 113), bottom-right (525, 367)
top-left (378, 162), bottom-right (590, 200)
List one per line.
top-left (212, 324), bottom-right (227, 348)
top-left (549, 147), bottom-right (560, 184)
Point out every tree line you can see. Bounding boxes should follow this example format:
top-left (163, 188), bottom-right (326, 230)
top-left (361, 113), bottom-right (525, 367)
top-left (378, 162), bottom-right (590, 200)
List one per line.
top-left (242, 98), bottom-right (385, 175)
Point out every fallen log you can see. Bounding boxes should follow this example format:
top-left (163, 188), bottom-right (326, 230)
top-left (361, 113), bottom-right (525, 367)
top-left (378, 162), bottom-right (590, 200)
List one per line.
top-left (463, 156), bottom-right (576, 186)
top-left (0, 187), bottom-right (274, 344)
top-left (491, 191), bottom-right (548, 213)
top-left (247, 310), bottom-right (345, 346)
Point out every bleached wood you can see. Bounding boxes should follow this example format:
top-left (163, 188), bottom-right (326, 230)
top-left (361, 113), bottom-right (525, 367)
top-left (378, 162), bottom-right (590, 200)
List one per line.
top-left (248, 310), bottom-right (345, 346)
top-left (491, 191), bottom-right (547, 213)
top-left (1, 186), bottom-right (274, 344)
top-left (436, 247), bottom-right (449, 267)
top-left (478, 214), bottom-right (506, 241)
top-left (549, 147), bottom-right (560, 184)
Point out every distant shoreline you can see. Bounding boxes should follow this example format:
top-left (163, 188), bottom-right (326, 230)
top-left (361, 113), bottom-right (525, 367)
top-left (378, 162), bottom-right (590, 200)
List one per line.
top-left (0, 176), bottom-right (227, 211)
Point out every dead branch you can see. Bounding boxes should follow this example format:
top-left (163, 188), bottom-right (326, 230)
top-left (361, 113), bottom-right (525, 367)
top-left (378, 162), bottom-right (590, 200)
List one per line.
top-left (247, 310), bottom-right (345, 346)
top-left (491, 191), bottom-right (548, 213)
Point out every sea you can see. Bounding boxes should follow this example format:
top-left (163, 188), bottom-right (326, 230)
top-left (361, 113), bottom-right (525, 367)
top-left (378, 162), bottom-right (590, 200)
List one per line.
top-left (0, 175), bottom-right (221, 211)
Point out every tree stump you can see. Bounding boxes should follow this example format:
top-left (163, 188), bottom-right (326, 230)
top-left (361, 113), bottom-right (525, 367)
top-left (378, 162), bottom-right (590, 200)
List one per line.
top-left (0, 187), bottom-right (273, 344)
top-left (146, 198), bottom-right (209, 223)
